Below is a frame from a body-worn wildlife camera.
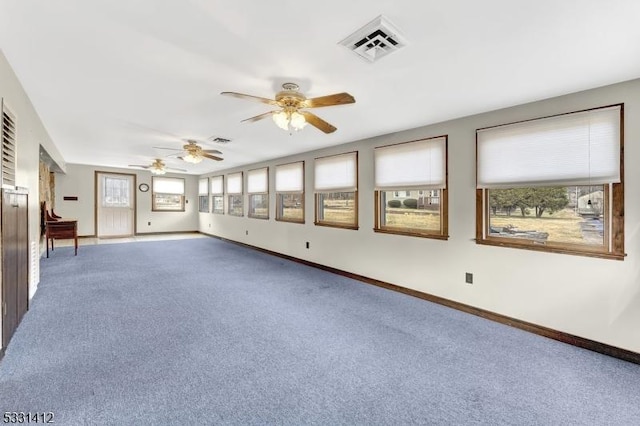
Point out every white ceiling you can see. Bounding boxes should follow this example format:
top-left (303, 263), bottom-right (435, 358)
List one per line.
top-left (2, 0), bottom-right (640, 175)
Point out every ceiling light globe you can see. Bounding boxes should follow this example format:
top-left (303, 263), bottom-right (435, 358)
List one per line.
top-left (290, 111), bottom-right (307, 130)
top-left (183, 153), bottom-right (202, 164)
top-left (272, 111), bottom-right (290, 131)
top-left (151, 167), bottom-right (166, 175)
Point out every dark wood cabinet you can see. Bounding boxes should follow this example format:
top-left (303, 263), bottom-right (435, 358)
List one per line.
top-left (1, 188), bottom-right (29, 351)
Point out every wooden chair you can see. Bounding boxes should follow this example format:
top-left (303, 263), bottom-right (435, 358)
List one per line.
top-left (42, 203), bottom-right (78, 257)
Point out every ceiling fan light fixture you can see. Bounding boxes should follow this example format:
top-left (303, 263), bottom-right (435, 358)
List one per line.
top-left (272, 110), bottom-right (307, 132)
top-left (273, 111), bottom-right (290, 131)
top-left (183, 152), bottom-right (203, 164)
top-left (290, 111), bottom-right (307, 130)
top-left (150, 166), bottom-right (166, 175)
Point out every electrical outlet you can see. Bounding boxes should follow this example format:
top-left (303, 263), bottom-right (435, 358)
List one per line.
top-left (306, 242), bottom-right (310, 249)
top-left (246, 230), bottom-right (248, 235)
top-left (465, 273), bottom-right (473, 284)
top-left (148, 221), bottom-right (151, 226)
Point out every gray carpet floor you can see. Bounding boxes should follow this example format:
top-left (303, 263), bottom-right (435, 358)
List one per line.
top-left (1, 237), bottom-right (639, 425)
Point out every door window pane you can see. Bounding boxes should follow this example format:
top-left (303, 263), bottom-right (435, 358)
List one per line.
top-left (103, 177), bottom-right (130, 207)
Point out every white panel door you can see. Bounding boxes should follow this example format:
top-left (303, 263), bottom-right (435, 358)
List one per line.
top-left (97, 173), bottom-right (134, 237)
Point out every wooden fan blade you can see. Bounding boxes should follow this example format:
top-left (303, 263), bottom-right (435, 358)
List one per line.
top-left (128, 165), bottom-right (150, 169)
top-left (203, 149), bottom-right (222, 154)
top-left (241, 111), bottom-right (277, 123)
top-left (302, 92), bottom-right (355, 108)
top-left (165, 167), bottom-right (187, 172)
top-left (202, 153), bottom-right (224, 161)
top-left (300, 111), bottom-right (337, 134)
top-left (221, 92), bottom-right (279, 106)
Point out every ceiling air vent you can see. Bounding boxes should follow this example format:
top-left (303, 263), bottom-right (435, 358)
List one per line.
top-left (339, 15), bottom-right (407, 63)
top-left (208, 136), bottom-right (231, 144)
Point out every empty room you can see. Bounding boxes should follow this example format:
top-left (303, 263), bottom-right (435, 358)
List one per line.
top-left (1, 1), bottom-right (640, 424)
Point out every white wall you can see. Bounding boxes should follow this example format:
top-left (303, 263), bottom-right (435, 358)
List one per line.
top-left (0, 50), bottom-right (66, 350)
top-left (200, 78), bottom-right (640, 354)
top-left (56, 164), bottom-right (199, 236)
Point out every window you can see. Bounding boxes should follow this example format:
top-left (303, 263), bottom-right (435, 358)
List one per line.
top-left (198, 178), bottom-right (209, 213)
top-left (247, 167), bottom-right (269, 219)
top-left (314, 152), bottom-right (358, 229)
top-left (476, 104), bottom-right (624, 259)
top-left (211, 175), bottom-right (224, 214)
top-left (152, 176), bottom-right (185, 211)
top-left (374, 136), bottom-right (448, 239)
top-left (275, 161), bottom-right (304, 223)
top-left (103, 176), bottom-right (131, 208)
top-left (226, 172), bottom-right (243, 216)
top-left (1, 100), bottom-right (16, 188)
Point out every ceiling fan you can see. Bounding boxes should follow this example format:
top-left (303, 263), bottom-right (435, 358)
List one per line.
top-left (221, 82), bottom-right (355, 134)
top-left (153, 140), bottom-right (223, 164)
top-left (128, 159), bottom-right (186, 175)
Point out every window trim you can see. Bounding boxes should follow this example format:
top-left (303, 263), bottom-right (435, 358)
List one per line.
top-left (151, 176), bottom-right (186, 212)
top-left (247, 167), bottom-right (269, 220)
top-left (226, 172), bottom-right (243, 217)
top-left (198, 178), bottom-right (209, 213)
top-left (314, 192), bottom-right (359, 230)
top-left (314, 151), bottom-right (359, 230)
top-left (275, 161), bottom-right (305, 224)
top-left (198, 195), bottom-right (210, 213)
top-left (373, 136), bottom-right (449, 239)
top-left (374, 189), bottom-right (449, 240)
top-left (475, 104), bottom-right (625, 260)
top-left (227, 194), bottom-right (243, 217)
top-left (210, 176), bottom-right (224, 215)
top-left (212, 195), bottom-right (224, 214)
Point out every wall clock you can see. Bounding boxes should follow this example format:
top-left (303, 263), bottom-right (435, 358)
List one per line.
top-left (138, 183), bottom-right (149, 192)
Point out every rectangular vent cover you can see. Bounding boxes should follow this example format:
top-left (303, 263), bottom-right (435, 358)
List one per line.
top-left (209, 136), bottom-right (231, 144)
top-left (339, 15), bottom-right (407, 63)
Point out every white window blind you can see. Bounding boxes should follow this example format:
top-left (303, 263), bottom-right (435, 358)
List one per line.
top-left (198, 178), bottom-right (209, 195)
top-left (314, 152), bottom-right (358, 192)
top-left (477, 105), bottom-right (621, 188)
top-left (1, 102), bottom-right (16, 187)
top-left (226, 172), bottom-right (243, 194)
top-left (374, 137), bottom-right (446, 190)
top-left (210, 176), bottom-right (224, 195)
top-left (153, 177), bottom-right (185, 194)
top-left (275, 161), bottom-right (304, 192)
top-left (247, 167), bottom-right (268, 194)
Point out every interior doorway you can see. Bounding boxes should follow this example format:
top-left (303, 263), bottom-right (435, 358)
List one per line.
top-left (95, 172), bottom-right (136, 238)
